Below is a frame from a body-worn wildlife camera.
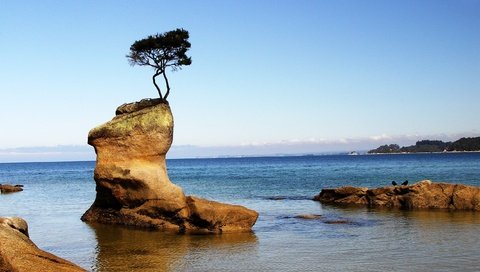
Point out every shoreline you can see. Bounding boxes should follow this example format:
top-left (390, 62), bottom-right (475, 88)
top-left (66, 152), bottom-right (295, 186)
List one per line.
top-left (2, 151), bottom-right (480, 164)
top-left (366, 150), bottom-right (480, 155)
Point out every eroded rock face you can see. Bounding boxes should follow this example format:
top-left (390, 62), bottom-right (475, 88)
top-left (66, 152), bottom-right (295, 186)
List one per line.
top-left (314, 180), bottom-right (480, 210)
top-left (0, 217), bottom-right (85, 272)
top-left (82, 100), bottom-right (258, 233)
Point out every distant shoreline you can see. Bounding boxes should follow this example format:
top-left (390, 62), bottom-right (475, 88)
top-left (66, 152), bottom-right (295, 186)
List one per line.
top-left (2, 151), bottom-right (480, 164)
top-left (366, 150), bottom-right (480, 155)
top-left (368, 137), bottom-right (480, 154)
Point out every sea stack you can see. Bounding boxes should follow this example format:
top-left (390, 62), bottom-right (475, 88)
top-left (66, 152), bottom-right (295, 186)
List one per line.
top-left (81, 99), bottom-right (258, 233)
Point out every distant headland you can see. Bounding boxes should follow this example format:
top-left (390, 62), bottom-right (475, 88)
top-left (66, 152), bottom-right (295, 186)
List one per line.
top-left (368, 136), bottom-right (480, 154)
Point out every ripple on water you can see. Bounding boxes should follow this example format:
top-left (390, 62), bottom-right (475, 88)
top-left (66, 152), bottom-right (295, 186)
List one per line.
top-left (1, 155), bottom-right (480, 271)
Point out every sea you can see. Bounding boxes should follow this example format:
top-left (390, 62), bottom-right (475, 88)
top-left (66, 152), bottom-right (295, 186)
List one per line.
top-left (1, 153), bottom-right (480, 272)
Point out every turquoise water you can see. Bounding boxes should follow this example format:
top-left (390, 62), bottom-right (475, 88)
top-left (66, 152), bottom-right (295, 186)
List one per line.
top-left (1, 153), bottom-right (480, 271)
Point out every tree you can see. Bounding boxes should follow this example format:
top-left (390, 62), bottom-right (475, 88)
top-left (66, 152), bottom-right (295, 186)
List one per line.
top-left (127, 28), bottom-right (192, 100)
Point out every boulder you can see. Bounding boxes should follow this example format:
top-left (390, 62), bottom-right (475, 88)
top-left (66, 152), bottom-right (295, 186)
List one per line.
top-left (82, 100), bottom-right (258, 233)
top-left (314, 180), bottom-right (480, 211)
top-left (314, 186), bottom-right (368, 205)
top-left (185, 196), bottom-right (259, 233)
top-left (0, 217), bottom-right (85, 272)
top-left (0, 184), bottom-right (23, 193)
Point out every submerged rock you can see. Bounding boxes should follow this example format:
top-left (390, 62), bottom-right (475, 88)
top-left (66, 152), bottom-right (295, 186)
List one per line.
top-left (322, 219), bottom-right (352, 224)
top-left (267, 196), bottom-right (287, 200)
top-left (0, 184), bottom-right (23, 193)
top-left (82, 100), bottom-right (258, 233)
top-left (314, 180), bottom-right (480, 211)
top-left (0, 217), bottom-right (85, 271)
top-left (294, 214), bottom-right (322, 220)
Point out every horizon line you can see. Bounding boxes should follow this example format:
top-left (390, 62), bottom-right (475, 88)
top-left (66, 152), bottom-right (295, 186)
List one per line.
top-left (1, 132), bottom-right (478, 163)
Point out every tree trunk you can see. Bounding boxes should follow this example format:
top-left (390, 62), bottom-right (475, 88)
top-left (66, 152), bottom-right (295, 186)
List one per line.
top-left (163, 72), bottom-right (171, 100)
top-left (152, 72), bottom-right (163, 99)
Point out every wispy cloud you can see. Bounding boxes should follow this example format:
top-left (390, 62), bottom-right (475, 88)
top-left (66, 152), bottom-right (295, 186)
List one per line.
top-left (1, 131), bottom-right (478, 162)
top-left (0, 145), bottom-right (95, 163)
top-left (170, 132), bottom-right (479, 158)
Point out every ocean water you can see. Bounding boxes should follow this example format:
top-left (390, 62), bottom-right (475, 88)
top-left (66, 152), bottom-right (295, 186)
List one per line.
top-left (1, 153), bottom-right (480, 271)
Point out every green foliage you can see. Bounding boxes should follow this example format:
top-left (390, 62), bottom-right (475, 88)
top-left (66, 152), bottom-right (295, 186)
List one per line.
top-left (368, 137), bottom-right (480, 154)
top-left (368, 144), bottom-right (400, 154)
top-left (446, 137), bottom-right (480, 151)
top-left (127, 28), bottom-right (192, 100)
top-left (399, 140), bottom-right (450, 153)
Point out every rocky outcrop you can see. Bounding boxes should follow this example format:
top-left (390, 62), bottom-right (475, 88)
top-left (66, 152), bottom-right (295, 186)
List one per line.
top-left (0, 184), bottom-right (23, 193)
top-left (314, 180), bottom-right (480, 210)
top-left (82, 100), bottom-right (258, 233)
top-left (0, 217), bottom-right (85, 272)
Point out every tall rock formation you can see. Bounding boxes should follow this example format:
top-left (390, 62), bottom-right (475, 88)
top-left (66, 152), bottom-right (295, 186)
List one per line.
top-left (81, 99), bottom-right (258, 233)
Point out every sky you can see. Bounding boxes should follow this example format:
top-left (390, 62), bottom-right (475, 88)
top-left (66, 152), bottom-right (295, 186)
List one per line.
top-left (1, 0), bottom-right (479, 161)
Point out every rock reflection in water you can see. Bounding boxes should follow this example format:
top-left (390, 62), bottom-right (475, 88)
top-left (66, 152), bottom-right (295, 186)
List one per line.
top-left (88, 223), bottom-right (258, 272)
top-left (317, 206), bottom-right (480, 272)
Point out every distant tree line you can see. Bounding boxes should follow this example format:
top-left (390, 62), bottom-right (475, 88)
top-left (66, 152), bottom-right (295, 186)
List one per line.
top-left (368, 137), bottom-right (480, 154)
top-left (448, 137), bottom-right (480, 151)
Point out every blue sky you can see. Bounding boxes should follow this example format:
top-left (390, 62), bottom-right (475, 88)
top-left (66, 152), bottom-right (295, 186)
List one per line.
top-left (1, 1), bottom-right (479, 161)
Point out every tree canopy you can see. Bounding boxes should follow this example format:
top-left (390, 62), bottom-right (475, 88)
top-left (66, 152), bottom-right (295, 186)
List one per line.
top-left (127, 28), bottom-right (192, 100)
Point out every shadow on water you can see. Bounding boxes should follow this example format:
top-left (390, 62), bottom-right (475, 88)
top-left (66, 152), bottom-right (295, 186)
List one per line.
top-left (86, 223), bottom-right (258, 272)
top-left (327, 204), bottom-right (480, 224)
top-left (300, 205), bottom-right (480, 272)
top-left (259, 195), bottom-right (313, 201)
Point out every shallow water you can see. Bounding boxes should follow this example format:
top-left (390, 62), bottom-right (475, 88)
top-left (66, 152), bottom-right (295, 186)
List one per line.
top-left (1, 153), bottom-right (479, 271)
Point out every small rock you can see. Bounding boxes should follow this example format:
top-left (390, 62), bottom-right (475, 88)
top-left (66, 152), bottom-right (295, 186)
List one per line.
top-left (0, 184), bottom-right (23, 193)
